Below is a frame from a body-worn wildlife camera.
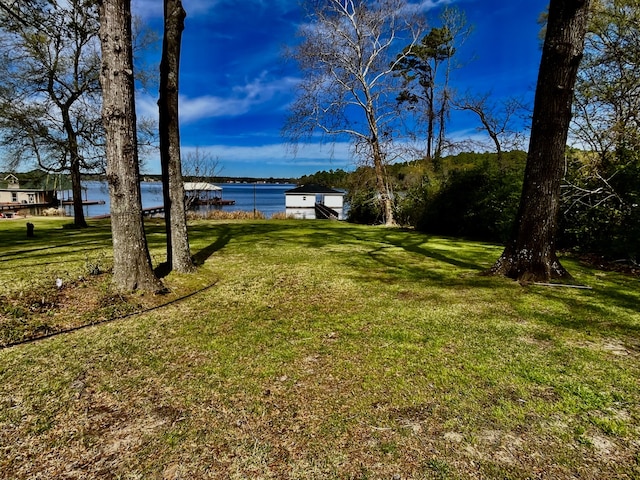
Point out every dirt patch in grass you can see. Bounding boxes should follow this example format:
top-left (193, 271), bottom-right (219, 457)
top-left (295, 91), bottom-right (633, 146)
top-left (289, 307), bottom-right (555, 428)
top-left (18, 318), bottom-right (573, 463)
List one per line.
top-left (0, 273), bottom-right (166, 347)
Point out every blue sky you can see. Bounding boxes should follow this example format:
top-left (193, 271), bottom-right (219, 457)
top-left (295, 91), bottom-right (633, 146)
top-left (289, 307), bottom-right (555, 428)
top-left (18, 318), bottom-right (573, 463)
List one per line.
top-left (132, 0), bottom-right (549, 178)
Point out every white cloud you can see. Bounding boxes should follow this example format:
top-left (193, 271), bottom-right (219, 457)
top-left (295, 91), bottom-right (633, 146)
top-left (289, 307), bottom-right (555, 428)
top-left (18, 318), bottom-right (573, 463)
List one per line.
top-left (412, 0), bottom-right (456, 11)
top-left (180, 95), bottom-right (253, 121)
top-left (132, 0), bottom-right (296, 20)
top-left (182, 141), bottom-right (352, 165)
top-left (136, 74), bottom-right (299, 124)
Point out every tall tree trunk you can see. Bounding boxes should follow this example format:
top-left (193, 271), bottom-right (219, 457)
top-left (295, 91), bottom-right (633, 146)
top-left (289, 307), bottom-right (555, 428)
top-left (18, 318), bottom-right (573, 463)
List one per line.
top-left (372, 138), bottom-right (394, 226)
top-left (159, 0), bottom-right (193, 273)
top-left (98, 0), bottom-right (163, 292)
top-left (69, 156), bottom-right (87, 228)
top-left (490, 0), bottom-right (591, 282)
top-left (62, 111), bottom-right (88, 228)
top-left (426, 90), bottom-right (434, 163)
top-left (366, 100), bottom-right (395, 226)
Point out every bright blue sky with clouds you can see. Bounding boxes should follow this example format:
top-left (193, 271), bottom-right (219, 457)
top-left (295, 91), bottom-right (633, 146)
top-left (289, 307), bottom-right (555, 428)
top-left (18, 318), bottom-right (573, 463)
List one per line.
top-left (132, 0), bottom-right (548, 178)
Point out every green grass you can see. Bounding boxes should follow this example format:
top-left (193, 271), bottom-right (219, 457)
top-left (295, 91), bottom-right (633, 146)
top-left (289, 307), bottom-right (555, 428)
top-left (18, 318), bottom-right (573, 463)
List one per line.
top-left (1, 217), bottom-right (639, 479)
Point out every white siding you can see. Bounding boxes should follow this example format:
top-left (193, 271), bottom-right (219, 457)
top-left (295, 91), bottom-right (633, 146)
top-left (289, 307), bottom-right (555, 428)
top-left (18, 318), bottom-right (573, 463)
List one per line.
top-left (0, 190), bottom-right (50, 204)
top-left (285, 207), bottom-right (316, 219)
top-left (285, 194), bottom-right (315, 208)
top-left (323, 194), bottom-right (344, 208)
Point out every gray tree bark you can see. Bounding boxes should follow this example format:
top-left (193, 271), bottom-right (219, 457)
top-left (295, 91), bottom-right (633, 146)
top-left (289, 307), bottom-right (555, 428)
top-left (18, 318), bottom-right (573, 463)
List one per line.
top-left (490, 0), bottom-right (591, 282)
top-left (159, 0), bottom-right (193, 273)
top-left (98, 0), bottom-right (163, 292)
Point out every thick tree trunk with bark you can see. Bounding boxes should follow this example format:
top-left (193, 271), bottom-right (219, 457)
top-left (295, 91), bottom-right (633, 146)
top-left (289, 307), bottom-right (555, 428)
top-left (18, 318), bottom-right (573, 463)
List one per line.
top-left (490, 0), bottom-right (591, 282)
top-left (159, 0), bottom-right (193, 273)
top-left (69, 156), bottom-right (87, 228)
top-left (98, 0), bottom-right (163, 292)
top-left (62, 111), bottom-right (88, 228)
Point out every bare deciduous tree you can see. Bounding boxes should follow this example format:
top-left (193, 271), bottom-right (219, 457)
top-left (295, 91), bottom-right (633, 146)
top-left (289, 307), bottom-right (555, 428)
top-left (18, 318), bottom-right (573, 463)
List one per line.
top-left (565, 0), bottom-right (640, 210)
top-left (454, 93), bottom-right (527, 167)
top-left (286, 0), bottom-right (427, 226)
top-left (0, 0), bottom-right (103, 228)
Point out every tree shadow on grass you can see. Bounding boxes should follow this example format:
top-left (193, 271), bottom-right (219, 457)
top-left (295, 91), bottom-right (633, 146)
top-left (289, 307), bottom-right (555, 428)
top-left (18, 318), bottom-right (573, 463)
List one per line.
top-left (320, 226), bottom-right (493, 272)
top-left (184, 221), bottom-right (498, 283)
top-left (192, 227), bottom-right (233, 266)
top-left (390, 238), bottom-right (488, 271)
top-left (0, 228), bottom-right (114, 266)
top-left (528, 286), bottom-right (640, 340)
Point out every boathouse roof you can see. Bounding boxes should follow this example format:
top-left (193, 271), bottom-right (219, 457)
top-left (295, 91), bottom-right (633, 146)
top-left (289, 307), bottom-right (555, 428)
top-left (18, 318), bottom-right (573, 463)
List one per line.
top-left (184, 182), bottom-right (222, 192)
top-left (284, 184), bottom-right (345, 195)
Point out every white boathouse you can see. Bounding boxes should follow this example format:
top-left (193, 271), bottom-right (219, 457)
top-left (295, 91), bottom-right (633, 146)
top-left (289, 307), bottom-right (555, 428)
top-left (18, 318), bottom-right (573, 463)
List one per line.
top-left (284, 184), bottom-right (345, 220)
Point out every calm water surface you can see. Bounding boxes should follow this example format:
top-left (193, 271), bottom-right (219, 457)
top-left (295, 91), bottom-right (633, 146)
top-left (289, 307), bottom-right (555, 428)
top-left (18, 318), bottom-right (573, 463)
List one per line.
top-left (66, 181), bottom-right (296, 219)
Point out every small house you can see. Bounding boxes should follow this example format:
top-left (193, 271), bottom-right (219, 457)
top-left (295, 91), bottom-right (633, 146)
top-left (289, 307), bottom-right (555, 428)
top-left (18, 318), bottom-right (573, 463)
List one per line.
top-left (284, 184), bottom-right (345, 220)
top-left (0, 175), bottom-right (57, 215)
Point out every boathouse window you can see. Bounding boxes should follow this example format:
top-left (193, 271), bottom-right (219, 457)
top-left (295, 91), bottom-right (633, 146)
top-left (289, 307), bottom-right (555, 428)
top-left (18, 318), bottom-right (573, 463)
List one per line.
top-left (11, 192), bottom-right (17, 202)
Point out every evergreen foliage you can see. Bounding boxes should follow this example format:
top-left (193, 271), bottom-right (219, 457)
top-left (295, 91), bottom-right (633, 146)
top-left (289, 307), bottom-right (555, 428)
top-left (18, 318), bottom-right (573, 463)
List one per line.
top-left (345, 151), bottom-right (526, 243)
top-left (298, 169), bottom-right (350, 189)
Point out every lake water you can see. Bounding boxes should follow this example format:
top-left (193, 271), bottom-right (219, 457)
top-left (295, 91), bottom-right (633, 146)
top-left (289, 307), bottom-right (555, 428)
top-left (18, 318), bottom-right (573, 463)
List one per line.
top-left (64, 181), bottom-right (297, 219)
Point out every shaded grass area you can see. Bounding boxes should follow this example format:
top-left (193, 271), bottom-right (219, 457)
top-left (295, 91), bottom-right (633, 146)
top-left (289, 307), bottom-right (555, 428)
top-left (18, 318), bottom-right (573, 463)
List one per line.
top-left (1, 218), bottom-right (639, 479)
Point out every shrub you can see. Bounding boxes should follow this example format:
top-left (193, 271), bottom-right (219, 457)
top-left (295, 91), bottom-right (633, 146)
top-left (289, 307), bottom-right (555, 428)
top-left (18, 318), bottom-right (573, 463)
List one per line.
top-left (187, 210), bottom-right (266, 220)
top-left (346, 188), bottom-right (383, 224)
top-left (411, 163), bottom-right (523, 243)
top-left (559, 151), bottom-right (640, 262)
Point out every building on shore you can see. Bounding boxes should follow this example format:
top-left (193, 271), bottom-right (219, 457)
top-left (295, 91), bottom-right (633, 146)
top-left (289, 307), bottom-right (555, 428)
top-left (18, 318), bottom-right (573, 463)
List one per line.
top-left (284, 184), bottom-right (345, 220)
top-left (184, 182), bottom-right (235, 208)
top-left (0, 174), bottom-right (57, 216)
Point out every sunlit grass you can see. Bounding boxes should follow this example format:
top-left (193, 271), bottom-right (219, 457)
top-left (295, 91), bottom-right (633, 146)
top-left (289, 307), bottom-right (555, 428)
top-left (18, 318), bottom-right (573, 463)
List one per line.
top-left (1, 218), bottom-right (639, 478)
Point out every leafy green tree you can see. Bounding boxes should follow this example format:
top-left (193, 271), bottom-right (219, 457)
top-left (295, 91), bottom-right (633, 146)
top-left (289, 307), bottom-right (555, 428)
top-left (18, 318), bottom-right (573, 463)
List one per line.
top-left (299, 169), bottom-right (350, 189)
top-left (394, 7), bottom-right (471, 164)
top-left (413, 155), bottom-right (525, 242)
top-left (345, 166), bottom-right (383, 225)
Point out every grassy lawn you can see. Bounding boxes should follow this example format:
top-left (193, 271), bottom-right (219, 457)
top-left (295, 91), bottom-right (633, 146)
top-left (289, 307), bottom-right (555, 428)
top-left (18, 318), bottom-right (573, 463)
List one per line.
top-left (1, 217), bottom-right (639, 479)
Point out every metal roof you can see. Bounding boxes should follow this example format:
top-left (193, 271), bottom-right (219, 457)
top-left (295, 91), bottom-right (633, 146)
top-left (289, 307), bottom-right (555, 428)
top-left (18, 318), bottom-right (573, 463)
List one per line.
top-left (183, 182), bottom-right (222, 192)
top-left (284, 184), bottom-right (345, 195)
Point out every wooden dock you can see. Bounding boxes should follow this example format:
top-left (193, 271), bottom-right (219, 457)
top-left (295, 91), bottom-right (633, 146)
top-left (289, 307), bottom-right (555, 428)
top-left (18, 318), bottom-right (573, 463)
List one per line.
top-left (0, 202), bottom-right (53, 214)
top-left (61, 200), bottom-right (106, 206)
top-left (142, 205), bottom-right (165, 217)
top-left (91, 205), bottom-right (165, 220)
